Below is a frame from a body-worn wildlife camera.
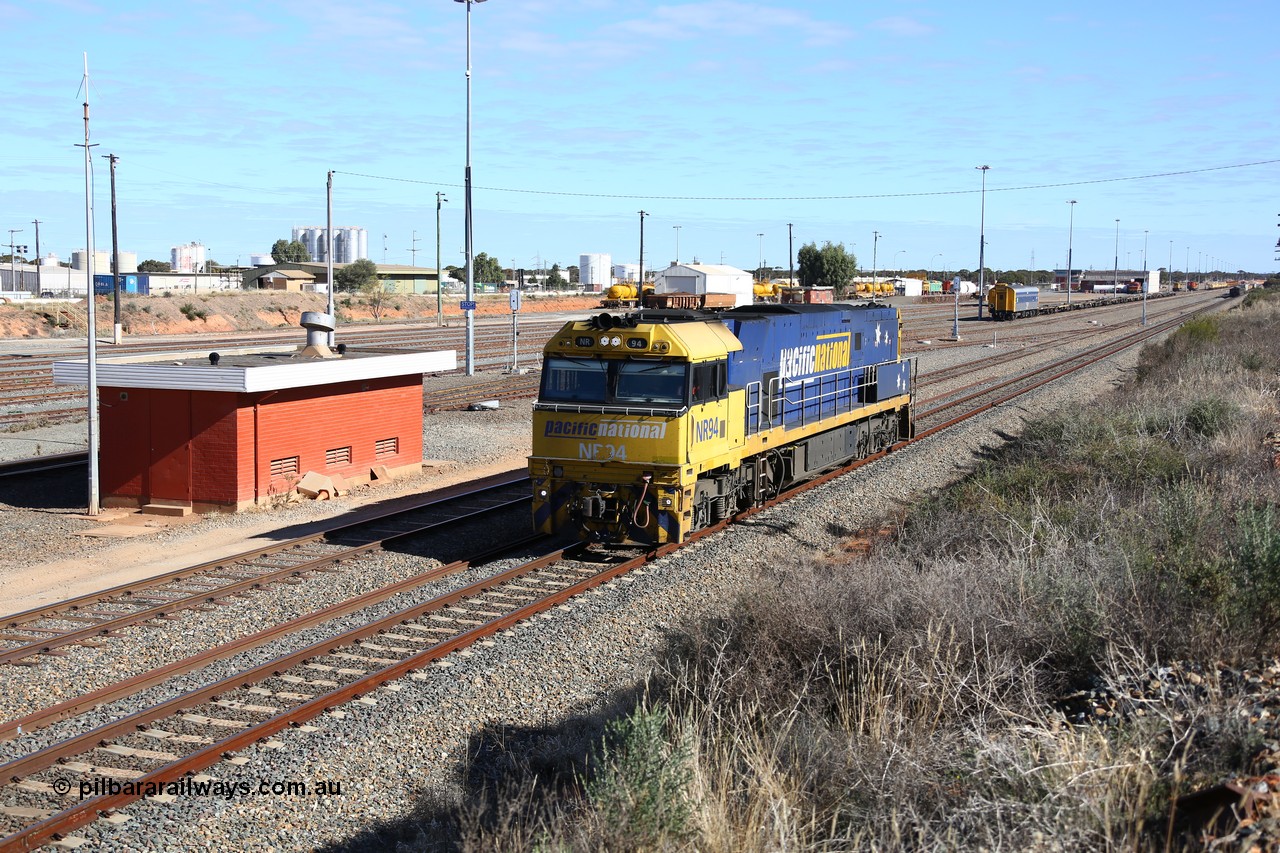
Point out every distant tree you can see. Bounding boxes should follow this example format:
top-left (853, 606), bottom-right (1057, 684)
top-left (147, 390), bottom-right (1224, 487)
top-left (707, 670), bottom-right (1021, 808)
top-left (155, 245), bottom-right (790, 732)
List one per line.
top-left (138, 259), bottom-right (171, 272)
top-left (270, 239), bottom-right (310, 263)
top-left (567, 265), bottom-right (579, 284)
top-left (546, 263), bottom-right (568, 289)
top-left (448, 252), bottom-right (504, 284)
top-left (334, 258), bottom-right (380, 293)
top-left (797, 242), bottom-right (857, 298)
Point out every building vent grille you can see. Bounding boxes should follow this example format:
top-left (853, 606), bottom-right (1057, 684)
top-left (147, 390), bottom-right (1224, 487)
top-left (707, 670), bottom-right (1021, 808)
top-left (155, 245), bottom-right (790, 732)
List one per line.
top-left (326, 446), bottom-right (352, 467)
top-left (270, 456), bottom-right (299, 478)
top-left (375, 437), bottom-right (398, 459)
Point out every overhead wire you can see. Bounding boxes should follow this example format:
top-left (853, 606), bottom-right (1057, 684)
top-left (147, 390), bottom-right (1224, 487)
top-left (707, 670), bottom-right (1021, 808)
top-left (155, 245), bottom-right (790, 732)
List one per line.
top-left (333, 157), bottom-right (1280, 201)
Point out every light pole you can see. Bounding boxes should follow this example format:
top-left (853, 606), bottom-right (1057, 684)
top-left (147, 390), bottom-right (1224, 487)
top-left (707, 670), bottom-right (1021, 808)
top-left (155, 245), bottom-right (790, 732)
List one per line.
top-left (1142, 229), bottom-right (1148, 325)
top-left (673, 225), bottom-right (681, 265)
top-left (1066, 200), bottom-right (1077, 307)
top-left (976, 165), bottom-right (990, 318)
top-left (756, 233), bottom-right (763, 281)
top-left (930, 253), bottom-right (941, 282)
top-left (894, 250), bottom-right (905, 277)
top-left (436, 191), bottom-right (448, 327)
top-left (871, 231), bottom-right (880, 293)
top-left (454, 0), bottom-right (486, 376)
top-left (103, 153), bottom-right (122, 344)
top-left (1168, 240), bottom-right (1173, 293)
top-left (1113, 219), bottom-right (1120, 299)
top-left (326, 171), bottom-right (335, 346)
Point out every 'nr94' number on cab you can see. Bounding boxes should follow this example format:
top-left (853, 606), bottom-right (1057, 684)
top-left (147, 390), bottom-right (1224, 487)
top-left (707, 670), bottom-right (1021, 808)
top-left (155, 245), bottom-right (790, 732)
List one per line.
top-left (579, 442), bottom-right (627, 460)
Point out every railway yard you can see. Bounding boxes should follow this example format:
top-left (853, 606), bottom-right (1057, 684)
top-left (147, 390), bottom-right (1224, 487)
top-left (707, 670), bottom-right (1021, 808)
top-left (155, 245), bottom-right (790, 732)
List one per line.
top-left (0, 288), bottom-right (1265, 850)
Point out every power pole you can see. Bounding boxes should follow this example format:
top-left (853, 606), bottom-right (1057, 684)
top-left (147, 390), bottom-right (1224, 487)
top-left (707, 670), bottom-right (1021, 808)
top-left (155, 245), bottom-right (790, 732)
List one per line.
top-left (435, 193), bottom-right (447, 327)
top-left (31, 219), bottom-right (41, 295)
top-left (6, 230), bottom-right (24, 296)
top-left (638, 210), bottom-right (647, 291)
top-left (408, 230), bottom-right (420, 267)
top-left (787, 222), bottom-right (794, 285)
top-left (103, 153), bottom-right (122, 343)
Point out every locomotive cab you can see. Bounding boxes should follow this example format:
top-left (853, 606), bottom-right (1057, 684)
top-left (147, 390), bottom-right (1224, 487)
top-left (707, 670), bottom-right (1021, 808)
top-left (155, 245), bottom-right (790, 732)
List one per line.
top-left (529, 311), bottom-right (744, 545)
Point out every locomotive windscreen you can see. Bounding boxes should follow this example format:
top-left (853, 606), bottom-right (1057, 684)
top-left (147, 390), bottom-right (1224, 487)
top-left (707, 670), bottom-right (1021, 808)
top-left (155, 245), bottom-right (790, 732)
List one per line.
top-left (540, 356), bottom-right (689, 407)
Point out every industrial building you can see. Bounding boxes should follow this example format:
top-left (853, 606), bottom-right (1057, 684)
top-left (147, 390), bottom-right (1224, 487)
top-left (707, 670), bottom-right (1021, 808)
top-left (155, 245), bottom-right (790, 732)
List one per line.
top-left (652, 263), bottom-right (754, 307)
top-left (52, 341), bottom-right (456, 513)
top-left (241, 262), bottom-right (444, 295)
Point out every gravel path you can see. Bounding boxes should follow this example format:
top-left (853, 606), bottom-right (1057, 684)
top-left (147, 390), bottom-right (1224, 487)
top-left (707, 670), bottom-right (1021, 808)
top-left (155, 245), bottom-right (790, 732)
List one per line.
top-left (0, 296), bottom-right (1229, 850)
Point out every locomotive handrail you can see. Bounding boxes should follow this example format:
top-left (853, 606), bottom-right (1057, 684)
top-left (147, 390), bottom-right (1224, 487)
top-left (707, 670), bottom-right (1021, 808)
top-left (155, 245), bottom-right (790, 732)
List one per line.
top-left (533, 401), bottom-right (688, 417)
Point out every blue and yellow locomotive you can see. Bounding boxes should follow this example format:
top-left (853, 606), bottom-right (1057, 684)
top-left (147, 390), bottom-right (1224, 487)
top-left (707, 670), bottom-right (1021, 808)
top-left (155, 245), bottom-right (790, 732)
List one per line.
top-left (528, 303), bottom-right (914, 544)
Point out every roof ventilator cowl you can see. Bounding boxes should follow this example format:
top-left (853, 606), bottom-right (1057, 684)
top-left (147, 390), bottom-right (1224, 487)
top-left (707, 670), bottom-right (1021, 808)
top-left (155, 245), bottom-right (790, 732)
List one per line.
top-left (299, 311), bottom-right (337, 358)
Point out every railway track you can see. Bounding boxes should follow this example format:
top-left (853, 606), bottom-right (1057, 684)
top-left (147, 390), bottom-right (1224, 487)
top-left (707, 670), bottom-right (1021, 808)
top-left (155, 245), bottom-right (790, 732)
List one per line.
top-left (0, 321), bottom-right (565, 432)
top-left (0, 472), bottom-right (531, 667)
top-left (0, 299), bottom-right (1213, 849)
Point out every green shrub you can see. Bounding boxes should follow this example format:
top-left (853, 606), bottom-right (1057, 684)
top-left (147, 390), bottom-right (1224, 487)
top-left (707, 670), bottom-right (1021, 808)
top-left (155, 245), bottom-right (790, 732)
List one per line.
top-left (1181, 315), bottom-right (1220, 344)
top-left (1185, 397), bottom-right (1235, 438)
top-left (178, 303), bottom-right (208, 321)
top-left (1230, 504), bottom-right (1280, 639)
top-left (586, 705), bottom-right (694, 847)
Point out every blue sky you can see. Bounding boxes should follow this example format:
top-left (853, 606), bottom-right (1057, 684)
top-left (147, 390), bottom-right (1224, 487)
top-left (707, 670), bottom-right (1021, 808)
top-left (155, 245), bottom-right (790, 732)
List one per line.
top-left (2, 0), bottom-right (1277, 277)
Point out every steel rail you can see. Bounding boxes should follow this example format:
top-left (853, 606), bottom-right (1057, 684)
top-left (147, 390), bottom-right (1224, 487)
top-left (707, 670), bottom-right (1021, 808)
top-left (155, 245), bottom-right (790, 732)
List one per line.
top-left (0, 469), bottom-right (527, 629)
top-left (0, 532), bottom-right (549, 741)
top-left (0, 452), bottom-right (88, 479)
top-left (1, 470), bottom-right (528, 637)
top-left (913, 304), bottom-right (1199, 411)
top-left (913, 306), bottom-right (1211, 439)
top-left (0, 486), bottom-right (532, 666)
top-left (0, 544), bottom-right (597, 850)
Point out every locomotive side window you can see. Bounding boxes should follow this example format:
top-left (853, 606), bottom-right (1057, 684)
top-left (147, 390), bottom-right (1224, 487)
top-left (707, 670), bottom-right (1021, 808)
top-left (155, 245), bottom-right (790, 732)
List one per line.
top-left (690, 360), bottom-right (727, 404)
top-left (541, 357), bottom-right (608, 403)
top-left (854, 332), bottom-right (863, 351)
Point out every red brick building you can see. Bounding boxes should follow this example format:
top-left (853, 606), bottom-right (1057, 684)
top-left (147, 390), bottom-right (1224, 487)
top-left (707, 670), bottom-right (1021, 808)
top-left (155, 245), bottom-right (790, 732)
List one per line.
top-left (54, 346), bottom-right (455, 512)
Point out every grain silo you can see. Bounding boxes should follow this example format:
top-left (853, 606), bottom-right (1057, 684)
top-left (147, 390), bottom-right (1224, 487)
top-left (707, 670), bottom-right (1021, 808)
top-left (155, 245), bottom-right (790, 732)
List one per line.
top-left (579, 253), bottom-right (612, 292)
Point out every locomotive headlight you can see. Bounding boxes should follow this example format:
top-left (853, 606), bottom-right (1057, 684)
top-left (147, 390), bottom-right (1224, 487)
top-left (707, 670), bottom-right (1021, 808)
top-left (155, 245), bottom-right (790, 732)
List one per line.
top-left (661, 497), bottom-right (673, 507)
top-left (599, 335), bottom-right (610, 347)
top-left (610, 335), bottom-right (622, 346)
top-left (538, 489), bottom-right (548, 497)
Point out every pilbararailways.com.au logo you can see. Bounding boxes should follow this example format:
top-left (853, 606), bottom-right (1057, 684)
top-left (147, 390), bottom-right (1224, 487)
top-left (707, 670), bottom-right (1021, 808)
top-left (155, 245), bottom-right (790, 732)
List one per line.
top-left (66, 776), bottom-right (344, 800)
